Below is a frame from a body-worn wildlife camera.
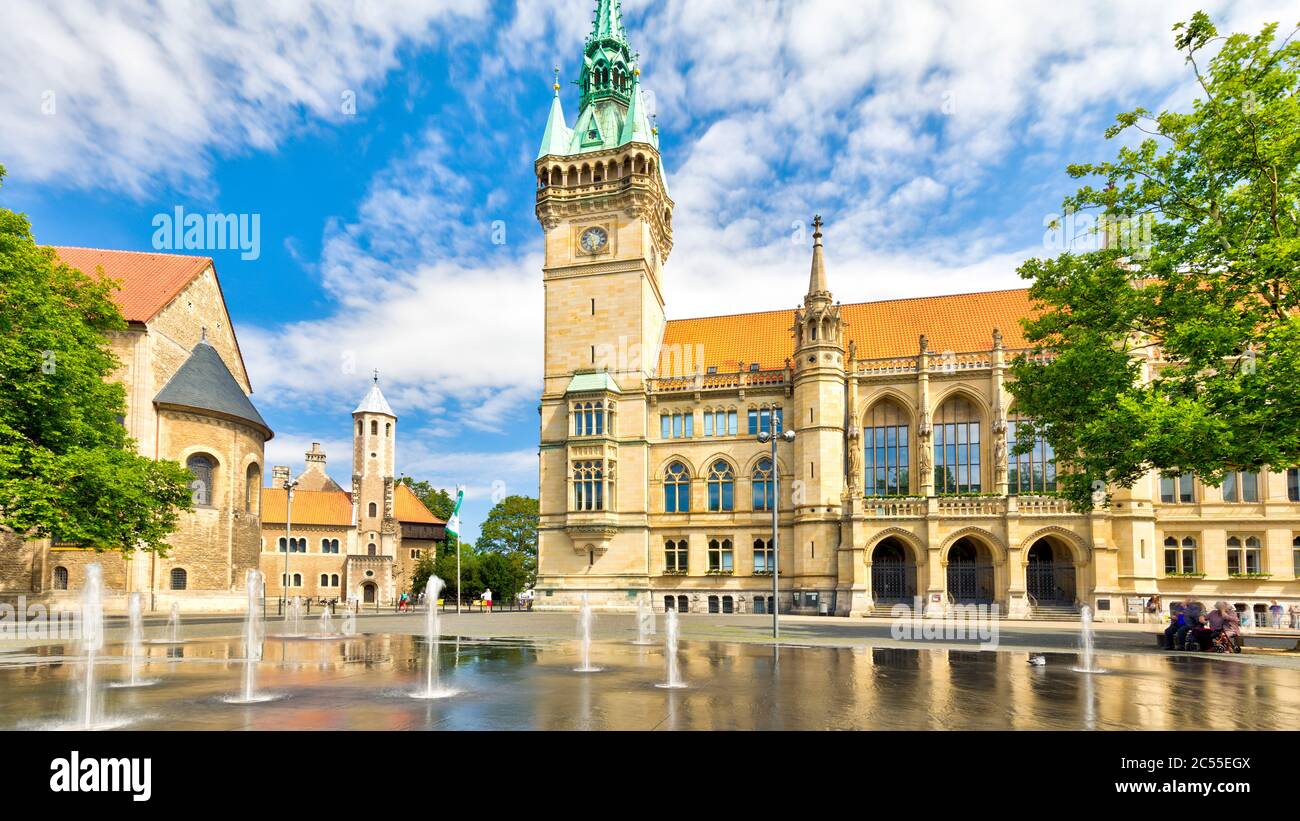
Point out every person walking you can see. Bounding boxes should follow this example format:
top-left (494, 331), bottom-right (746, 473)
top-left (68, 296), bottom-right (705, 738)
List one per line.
top-left (483, 588), bottom-right (493, 613)
top-left (1269, 599), bottom-right (1284, 629)
top-left (1290, 602), bottom-right (1300, 630)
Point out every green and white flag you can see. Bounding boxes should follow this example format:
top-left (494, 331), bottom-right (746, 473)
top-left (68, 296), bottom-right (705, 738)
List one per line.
top-left (446, 486), bottom-right (465, 540)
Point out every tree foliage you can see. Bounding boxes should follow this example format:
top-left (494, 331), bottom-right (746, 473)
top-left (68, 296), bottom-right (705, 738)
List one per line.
top-left (1009, 13), bottom-right (1300, 509)
top-left (0, 164), bottom-right (194, 551)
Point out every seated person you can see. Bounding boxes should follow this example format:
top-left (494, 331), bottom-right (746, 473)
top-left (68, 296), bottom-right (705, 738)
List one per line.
top-left (1163, 598), bottom-right (1193, 649)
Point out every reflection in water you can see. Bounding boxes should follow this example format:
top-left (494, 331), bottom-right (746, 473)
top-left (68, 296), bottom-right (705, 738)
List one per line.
top-left (1, 633), bottom-right (1296, 731)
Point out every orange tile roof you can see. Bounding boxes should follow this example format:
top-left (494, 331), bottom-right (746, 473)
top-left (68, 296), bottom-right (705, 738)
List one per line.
top-left (51, 246), bottom-right (213, 323)
top-left (50, 246), bottom-right (254, 389)
top-left (395, 483), bottom-right (445, 525)
top-left (660, 288), bottom-right (1039, 372)
top-left (261, 488), bottom-right (353, 527)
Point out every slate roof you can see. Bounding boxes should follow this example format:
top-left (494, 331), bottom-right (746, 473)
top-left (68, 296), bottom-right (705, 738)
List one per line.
top-left (154, 339), bottom-right (272, 438)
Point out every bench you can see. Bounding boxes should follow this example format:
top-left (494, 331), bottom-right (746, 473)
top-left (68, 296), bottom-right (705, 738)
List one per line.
top-left (1154, 630), bottom-right (1299, 652)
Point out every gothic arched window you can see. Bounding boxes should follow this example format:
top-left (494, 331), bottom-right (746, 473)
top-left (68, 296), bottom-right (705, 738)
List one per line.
top-left (664, 462), bottom-right (690, 513)
top-left (864, 400), bottom-right (909, 496)
top-left (933, 395), bottom-right (981, 494)
top-left (707, 460), bottom-right (735, 512)
top-left (752, 458), bottom-right (774, 511)
top-left (573, 460), bottom-right (605, 511)
top-left (1007, 415), bottom-right (1056, 494)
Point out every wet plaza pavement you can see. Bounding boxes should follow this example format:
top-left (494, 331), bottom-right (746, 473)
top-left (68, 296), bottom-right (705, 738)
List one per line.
top-left (2, 630), bottom-right (1297, 730)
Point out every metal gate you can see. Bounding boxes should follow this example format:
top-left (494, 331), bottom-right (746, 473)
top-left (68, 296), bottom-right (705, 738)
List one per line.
top-left (947, 563), bottom-right (994, 603)
top-left (872, 560), bottom-right (915, 602)
top-left (1027, 561), bottom-right (1074, 603)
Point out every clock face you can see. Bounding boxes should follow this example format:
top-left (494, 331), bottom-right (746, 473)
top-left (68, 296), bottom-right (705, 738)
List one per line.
top-left (580, 226), bottom-right (609, 254)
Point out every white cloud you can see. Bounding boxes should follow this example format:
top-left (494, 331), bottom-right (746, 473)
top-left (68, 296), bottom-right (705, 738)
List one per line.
top-left (0, 0), bottom-right (488, 195)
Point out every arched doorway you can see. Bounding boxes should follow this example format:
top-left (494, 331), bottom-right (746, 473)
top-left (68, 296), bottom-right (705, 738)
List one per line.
top-left (946, 537), bottom-right (994, 603)
top-left (870, 538), bottom-right (917, 603)
top-left (362, 582), bottom-right (377, 605)
top-left (1026, 539), bottom-right (1076, 604)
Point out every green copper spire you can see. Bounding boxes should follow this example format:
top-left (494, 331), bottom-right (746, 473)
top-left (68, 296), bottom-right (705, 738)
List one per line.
top-left (537, 66), bottom-right (572, 159)
top-left (537, 0), bottom-right (661, 160)
top-left (588, 0), bottom-right (629, 47)
top-left (618, 72), bottom-right (654, 147)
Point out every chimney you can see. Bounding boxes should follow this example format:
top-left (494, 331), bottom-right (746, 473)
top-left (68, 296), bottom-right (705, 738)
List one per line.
top-left (271, 466), bottom-right (291, 489)
top-left (305, 442), bottom-right (327, 469)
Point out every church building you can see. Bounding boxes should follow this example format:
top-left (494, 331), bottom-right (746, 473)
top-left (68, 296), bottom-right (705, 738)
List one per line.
top-left (258, 378), bottom-right (446, 608)
top-left (533, 0), bottom-right (1300, 622)
top-left (0, 247), bottom-right (272, 612)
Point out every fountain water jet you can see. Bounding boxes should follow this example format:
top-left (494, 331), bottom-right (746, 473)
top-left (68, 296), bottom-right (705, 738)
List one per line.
top-left (78, 564), bottom-right (105, 728)
top-left (410, 576), bottom-right (456, 699)
top-left (655, 608), bottom-right (686, 689)
top-left (1071, 605), bottom-right (1107, 674)
top-left (285, 596), bottom-right (305, 636)
top-left (342, 601), bottom-right (357, 636)
top-left (633, 596), bottom-right (656, 645)
top-left (150, 601), bottom-right (184, 645)
top-left (224, 570), bottom-right (279, 704)
top-left (110, 593), bottom-right (157, 689)
top-left (574, 591), bottom-right (602, 672)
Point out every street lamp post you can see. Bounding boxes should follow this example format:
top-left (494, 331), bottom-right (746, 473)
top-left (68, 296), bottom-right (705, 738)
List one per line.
top-left (757, 428), bottom-right (796, 640)
top-left (282, 478), bottom-right (299, 611)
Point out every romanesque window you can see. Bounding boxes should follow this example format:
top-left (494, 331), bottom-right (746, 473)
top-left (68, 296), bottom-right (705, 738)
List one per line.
top-left (752, 458), bottom-right (774, 511)
top-left (245, 463), bottom-right (261, 513)
top-left (320, 574), bottom-right (329, 586)
top-left (331, 574), bottom-right (340, 586)
top-left (665, 539), bottom-right (688, 573)
top-left (1227, 536), bottom-right (1263, 575)
top-left (386, 423), bottom-right (392, 438)
top-left (367, 543), bottom-right (377, 555)
top-left (1160, 474), bottom-right (1195, 504)
top-left (1293, 536), bottom-right (1300, 576)
top-left (1289, 469), bottom-right (1300, 501)
top-left (53, 566), bottom-right (68, 590)
top-left (707, 538), bottom-right (734, 573)
top-left (1007, 416), bottom-right (1056, 494)
top-left (186, 454), bottom-right (215, 507)
top-left (1222, 471), bottom-right (1259, 503)
top-left (368, 502), bottom-right (378, 518)
top-left (371, 420), bottom-right (378, 436)
top-left (864, 400), bottom-right (909, 496)
top-left (664, 462), bottom-right (690, 513)
top-left (707, 460), bottom-right (735, 511)
top-left (933, 395), bottom-right (980, 494)
top-left (293, 573), bottom-right (303, 587)
top-left (321, 538), bottom-right (340, 554)
top-left (753, 538), bottom-right (773, 573)
top-left (170, 568), bottom-right (187, 590)
top-left (1163, 536), bottom-right (1198, 574)
top-left (280, 537), bottom-right (305, 553)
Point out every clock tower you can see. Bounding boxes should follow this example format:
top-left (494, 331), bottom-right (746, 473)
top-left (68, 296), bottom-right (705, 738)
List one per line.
top-left (534, 0), bottom-right (674, 610)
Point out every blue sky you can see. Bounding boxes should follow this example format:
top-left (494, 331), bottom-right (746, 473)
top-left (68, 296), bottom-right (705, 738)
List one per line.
top-left (0, 0), bottom-right (1292, 538)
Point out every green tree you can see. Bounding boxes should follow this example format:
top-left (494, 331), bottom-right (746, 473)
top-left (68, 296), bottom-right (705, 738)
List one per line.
top-left (1008, 13), bottom-right (1300, 509)
top-left (478, 551), bottom-right (525, 603)
top-left (0, 165), bottom-right (194, 552)
top-left (474, 495), bottom-right (538, 586)
top-left (434, 542), bottom-right (481, 602)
